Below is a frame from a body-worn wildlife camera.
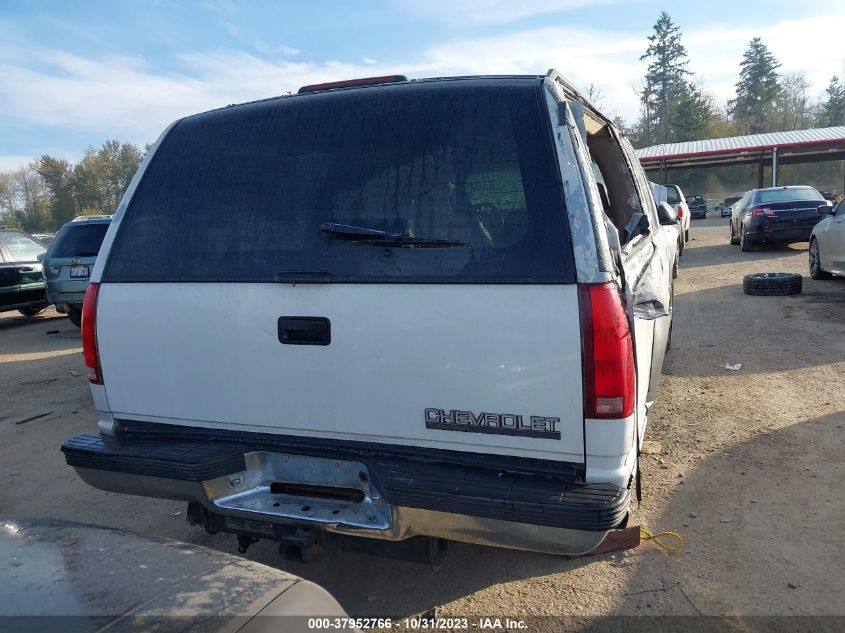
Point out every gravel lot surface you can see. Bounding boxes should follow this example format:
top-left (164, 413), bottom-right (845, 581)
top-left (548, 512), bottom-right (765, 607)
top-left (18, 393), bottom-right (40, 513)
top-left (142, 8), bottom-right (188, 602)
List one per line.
top-left (2, 216), bottom-right (844, 624)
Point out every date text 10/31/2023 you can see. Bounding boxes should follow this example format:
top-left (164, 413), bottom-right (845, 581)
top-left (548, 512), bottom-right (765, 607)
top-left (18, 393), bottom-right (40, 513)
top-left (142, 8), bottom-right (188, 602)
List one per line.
top-left (307, 617), bottom-right (528, 630)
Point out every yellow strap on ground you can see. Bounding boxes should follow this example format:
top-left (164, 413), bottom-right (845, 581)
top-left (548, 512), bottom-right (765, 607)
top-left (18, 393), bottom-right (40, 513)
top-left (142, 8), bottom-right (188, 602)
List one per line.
top-left (640, 526), bottom-right (684, 554)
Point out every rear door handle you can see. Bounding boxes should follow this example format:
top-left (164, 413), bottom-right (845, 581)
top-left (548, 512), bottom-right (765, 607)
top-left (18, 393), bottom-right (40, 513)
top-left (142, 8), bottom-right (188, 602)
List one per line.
top-left (278, 316), bottom-right (331, 346)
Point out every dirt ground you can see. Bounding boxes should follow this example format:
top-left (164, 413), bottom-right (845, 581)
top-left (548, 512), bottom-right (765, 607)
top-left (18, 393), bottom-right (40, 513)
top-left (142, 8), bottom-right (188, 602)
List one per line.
top-left (2, 216), bottom-right (844, 623)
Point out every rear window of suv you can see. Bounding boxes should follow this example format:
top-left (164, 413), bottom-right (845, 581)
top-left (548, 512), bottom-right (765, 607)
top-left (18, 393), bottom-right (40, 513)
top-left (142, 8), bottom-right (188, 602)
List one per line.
top-left (104, 79), bottom-right (574, 283)
top-left (49, 223), bottom-right (110, 258)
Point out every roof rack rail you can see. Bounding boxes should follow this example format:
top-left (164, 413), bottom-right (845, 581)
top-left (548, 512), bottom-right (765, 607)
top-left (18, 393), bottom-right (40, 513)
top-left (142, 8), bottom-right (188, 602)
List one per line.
top-left (72, 215), bottom-right (113, 221)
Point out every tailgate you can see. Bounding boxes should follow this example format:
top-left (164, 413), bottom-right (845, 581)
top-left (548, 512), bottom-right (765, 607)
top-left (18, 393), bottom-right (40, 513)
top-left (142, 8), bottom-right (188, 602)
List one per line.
top-left (97, 283), bottom-right (585, 463)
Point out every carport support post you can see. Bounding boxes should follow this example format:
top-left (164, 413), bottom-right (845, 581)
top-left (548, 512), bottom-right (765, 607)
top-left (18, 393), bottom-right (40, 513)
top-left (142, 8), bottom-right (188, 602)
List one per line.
top-left (757, 161), bottom-right (764, 188)
top-left (771, 147), bottom-right (779, 187)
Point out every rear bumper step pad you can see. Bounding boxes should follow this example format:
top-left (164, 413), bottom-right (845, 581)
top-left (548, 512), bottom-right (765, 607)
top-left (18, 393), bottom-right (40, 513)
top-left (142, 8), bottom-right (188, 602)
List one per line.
top-left (62, 426), bottom-right (629, 532)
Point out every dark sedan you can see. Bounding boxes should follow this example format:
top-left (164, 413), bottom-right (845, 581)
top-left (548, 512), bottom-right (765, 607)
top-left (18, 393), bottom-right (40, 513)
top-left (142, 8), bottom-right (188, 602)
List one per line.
top-left (0, 228), bottom-right (48, 317)
top-left (729, 186), bottom-right (832, 252)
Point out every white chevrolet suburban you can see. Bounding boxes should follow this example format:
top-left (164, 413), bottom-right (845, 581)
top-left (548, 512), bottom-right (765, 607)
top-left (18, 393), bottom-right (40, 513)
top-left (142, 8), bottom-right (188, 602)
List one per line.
top-left (63, 71), bottom-right (678, 559)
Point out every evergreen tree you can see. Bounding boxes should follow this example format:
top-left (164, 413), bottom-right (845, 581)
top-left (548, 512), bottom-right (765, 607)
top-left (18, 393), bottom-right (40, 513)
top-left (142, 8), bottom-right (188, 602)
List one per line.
top-left (672, 81), bottom-right (715, 142)
top-left (638, 11), bottom-right (690, 145)
top-left (819, 76), bottom-right (845, 127)
top-left (731, 37), bottom-right (781, 134)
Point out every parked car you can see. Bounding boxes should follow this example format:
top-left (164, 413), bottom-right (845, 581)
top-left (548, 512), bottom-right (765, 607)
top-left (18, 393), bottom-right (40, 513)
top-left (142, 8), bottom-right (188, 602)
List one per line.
top-left (651, 182), bottom-right (690, 244)
top-left (809, 198), bottom-right (845, 279)
top-left (648, 184), bottom-right (683, 267)
top-left (658, 201), bottom-right (681, 282)
top-left (0, 227), bottom-right (48, 317)
top-left (688, 195), bottom-right (707, 219)
top-left (41, 215), bottom-right (112, 327)
top-left (720, 194), bottom-right (743, 218)
top-left (63, 71), bottom-right (677, 557)
top-left (729, 186), bottom-right (831, 252)
top-left (0, 520), bottom-right (351, 631)
top-left (31, 232), bottom-right (56, 246)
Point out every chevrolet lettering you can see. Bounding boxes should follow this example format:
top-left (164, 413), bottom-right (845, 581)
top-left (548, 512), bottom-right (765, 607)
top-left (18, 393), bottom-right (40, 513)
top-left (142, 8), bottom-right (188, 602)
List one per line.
top-left (425, 408), bottom-right (561, 439)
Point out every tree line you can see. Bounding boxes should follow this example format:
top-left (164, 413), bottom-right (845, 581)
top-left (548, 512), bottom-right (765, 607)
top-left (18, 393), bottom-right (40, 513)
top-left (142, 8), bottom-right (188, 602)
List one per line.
top-left (0, 140), bottom-right (146, 233)
top-left (629, 12), bottom-right (845, 196)
top-left (632, 11), bottom-right (845, 147)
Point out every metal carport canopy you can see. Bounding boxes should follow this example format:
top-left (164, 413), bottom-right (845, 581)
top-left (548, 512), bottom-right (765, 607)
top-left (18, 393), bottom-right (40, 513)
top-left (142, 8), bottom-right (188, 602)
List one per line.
top-left (636, 126), bottom-right (845, 171)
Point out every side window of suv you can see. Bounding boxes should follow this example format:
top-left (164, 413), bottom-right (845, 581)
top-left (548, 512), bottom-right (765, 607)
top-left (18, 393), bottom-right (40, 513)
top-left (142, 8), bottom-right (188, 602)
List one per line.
top-left (609, 132), bottom-right (661, 238)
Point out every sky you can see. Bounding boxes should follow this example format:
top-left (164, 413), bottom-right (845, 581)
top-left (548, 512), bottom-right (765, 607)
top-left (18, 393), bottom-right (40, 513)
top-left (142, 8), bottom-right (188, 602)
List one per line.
top-left (1, 0), bottom-right (844, 171)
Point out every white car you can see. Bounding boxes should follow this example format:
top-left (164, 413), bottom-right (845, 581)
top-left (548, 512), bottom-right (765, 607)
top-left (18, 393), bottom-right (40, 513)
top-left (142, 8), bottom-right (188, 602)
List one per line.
top-left (810, 198), bottom-right (845, 279)
top-left (63, 71), bottom-right (676, 557)
top-left (651, 182), bottom-right (691, 248)
top-left (720, 194), bottom-right (743, 218)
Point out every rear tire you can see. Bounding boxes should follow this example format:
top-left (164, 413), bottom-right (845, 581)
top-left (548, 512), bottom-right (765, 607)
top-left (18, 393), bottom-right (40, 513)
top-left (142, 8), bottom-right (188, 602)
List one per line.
top-left (684, 229), bottom-right (689, 242)
top-left (743, 272), bottom-right (802, 296)
top-left (809, 239), bottom-right (832, 280)
top-left (68, 306), bottom-right (82, 327)
top-left (18, 304), bottom-right (46, 318)
top-left (740, 227), bottom-right (754, 252)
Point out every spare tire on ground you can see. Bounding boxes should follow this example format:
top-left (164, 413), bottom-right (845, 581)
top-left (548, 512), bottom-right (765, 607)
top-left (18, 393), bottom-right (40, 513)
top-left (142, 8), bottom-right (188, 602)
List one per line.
top-left (743, 272), bottom-right (802, 296)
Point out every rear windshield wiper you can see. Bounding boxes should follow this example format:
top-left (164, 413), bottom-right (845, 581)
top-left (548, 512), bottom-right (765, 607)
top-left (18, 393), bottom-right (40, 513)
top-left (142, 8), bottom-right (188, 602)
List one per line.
top-left (318, 222), bottom-right (468, 248)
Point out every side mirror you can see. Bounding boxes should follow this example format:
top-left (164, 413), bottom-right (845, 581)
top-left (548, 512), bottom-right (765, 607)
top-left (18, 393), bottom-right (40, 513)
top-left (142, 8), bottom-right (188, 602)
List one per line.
top-left (36, 252), bottom-right (45, 261)
top-left (656, 201), bottom-right (679, 226)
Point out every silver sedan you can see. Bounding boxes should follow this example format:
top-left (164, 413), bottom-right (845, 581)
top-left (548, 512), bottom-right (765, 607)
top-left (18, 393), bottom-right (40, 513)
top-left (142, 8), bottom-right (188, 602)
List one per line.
top-left (810, 198), bottom-right (845, 279)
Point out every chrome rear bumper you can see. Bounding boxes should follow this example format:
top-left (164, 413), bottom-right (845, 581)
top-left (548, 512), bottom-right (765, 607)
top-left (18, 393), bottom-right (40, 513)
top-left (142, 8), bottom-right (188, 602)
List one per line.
top-left (63, 426), bottom-right (629, 556)
top-left (74, 466), bottom-right (610, 555)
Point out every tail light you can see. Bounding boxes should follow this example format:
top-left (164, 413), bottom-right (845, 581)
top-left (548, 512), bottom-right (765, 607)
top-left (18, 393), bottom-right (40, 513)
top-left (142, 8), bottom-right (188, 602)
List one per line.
top-left (81, 283), bottom-right (102, 384)
top-left (752, 207), bottom-right (774, 217)
top-left (578, 283), bottom-right (635, 419)
top-left (676, 205), bottom-right (684, 218)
